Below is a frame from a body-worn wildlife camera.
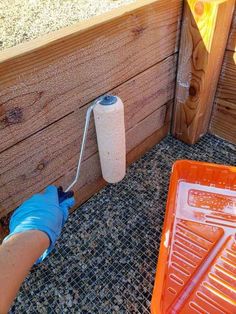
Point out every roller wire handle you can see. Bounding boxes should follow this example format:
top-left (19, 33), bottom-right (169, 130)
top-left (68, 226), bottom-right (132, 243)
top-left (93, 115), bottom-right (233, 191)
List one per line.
top-left (65, 101), bottom-right (97, 193)
top-left (57, 95), bottom-right (117, 201)
top-left (57, 102), bottom-right (96, 204)
top-left (57, 101), bottom-right (97, 202)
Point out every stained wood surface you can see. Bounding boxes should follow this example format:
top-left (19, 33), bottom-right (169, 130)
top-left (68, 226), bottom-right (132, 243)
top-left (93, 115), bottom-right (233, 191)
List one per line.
top-left (210, 50), bottom-right (236, 143)
top-left (227, 9), bottom-right (236, 51)
top-left (210, 7), bottom-right (236, 143)
top-left (0, 0), bottom-right (181, 153)
top-left (172, 0), bottom-right (235, 144)
top-left (0, 54), bottom-right (176, 218)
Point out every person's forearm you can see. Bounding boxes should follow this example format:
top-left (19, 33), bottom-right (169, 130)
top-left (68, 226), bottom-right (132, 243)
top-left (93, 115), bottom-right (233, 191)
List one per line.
top-left (0, 230), bottom-right (49, 313)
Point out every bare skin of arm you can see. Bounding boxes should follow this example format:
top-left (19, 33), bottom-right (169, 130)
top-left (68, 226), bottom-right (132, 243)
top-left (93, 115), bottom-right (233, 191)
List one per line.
top-left (0, 231), bottom-right (49, 314)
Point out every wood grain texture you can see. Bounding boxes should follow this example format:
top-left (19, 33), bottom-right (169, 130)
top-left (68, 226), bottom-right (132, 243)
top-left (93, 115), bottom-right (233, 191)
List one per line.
top-left (172, 0), bottom-right (235, 144)
top-left (210, 50), bottom-right (236, 143)
top-left (0, 55), bottom-right (176, 218)
top-left (0, 0), bottom-right (182, 153)
top-left (227, 9), bottom-right (236, 51)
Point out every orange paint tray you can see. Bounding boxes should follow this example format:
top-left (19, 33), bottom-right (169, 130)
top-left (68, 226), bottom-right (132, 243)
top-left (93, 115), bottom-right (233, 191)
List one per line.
top-left (151, 160), bottom-right (236, 314)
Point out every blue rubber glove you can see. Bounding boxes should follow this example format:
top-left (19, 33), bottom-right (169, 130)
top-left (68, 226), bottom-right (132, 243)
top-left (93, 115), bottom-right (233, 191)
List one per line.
top-left (3, 185), bottom-right (75, 264)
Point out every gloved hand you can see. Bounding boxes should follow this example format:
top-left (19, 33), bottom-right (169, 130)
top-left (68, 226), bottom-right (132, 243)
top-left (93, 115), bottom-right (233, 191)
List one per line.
top-left (3, 185), bottom-right (75, 263)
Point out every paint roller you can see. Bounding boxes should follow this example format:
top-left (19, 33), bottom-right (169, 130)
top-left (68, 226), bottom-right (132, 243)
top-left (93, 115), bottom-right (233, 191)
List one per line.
top-left (58, 95), bottom-right (126, 202)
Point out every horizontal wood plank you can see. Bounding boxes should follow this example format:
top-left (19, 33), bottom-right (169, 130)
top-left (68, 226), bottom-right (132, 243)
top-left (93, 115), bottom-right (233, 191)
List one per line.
top-left (0, 0), bottom-right (179, 63)
top-left (0, 55), bottom-right (176, 218)
top-left (210, 50), bottom-right (236, 143)
top-left (0, 0), bottom-right (181, 153)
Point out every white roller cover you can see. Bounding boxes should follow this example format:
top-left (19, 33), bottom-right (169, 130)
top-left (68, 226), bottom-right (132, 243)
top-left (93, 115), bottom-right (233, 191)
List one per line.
top-left (94, 96), bottom-right (126, 183)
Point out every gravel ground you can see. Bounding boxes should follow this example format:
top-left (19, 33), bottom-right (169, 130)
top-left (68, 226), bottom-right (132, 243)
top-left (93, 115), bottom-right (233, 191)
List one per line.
top-left (0, 0), bottom-right (136, 51)
top-left (10, 134), bottom-right (236, 313)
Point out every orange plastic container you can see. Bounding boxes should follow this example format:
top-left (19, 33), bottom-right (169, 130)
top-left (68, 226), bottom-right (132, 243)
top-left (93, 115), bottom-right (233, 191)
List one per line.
top-left (151, 160), bottom-right (236, 314)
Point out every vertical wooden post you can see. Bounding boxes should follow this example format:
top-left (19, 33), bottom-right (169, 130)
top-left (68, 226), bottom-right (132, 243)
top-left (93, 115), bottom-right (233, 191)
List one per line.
top-left (172, 0), bottom-right (235, 144)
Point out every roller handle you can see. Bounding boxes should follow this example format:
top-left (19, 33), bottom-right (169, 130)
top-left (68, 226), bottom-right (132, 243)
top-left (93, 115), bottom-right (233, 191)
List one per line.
top-left (57, 186), bottom-right (74, 204)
